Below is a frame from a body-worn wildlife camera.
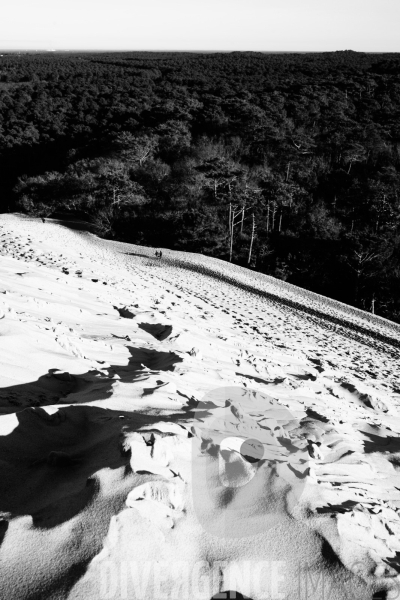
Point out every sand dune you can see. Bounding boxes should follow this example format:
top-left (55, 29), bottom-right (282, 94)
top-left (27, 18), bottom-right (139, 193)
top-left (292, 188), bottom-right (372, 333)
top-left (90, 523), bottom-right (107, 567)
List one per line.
top-left (0, 214), bottom-right (400, 599)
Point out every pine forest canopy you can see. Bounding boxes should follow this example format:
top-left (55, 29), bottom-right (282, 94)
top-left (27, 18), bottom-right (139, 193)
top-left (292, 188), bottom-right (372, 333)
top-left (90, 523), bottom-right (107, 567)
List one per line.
top-left (1, 50), bottom-right (400, 321)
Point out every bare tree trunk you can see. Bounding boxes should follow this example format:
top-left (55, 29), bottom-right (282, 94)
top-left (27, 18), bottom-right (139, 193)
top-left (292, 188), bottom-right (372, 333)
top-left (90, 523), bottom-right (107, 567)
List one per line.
top-left (286, 163), bottom-right (290, 182)
top-left (229, 203), bottom-right (232, 235)
top-left (266, 202), bottom-right (270, 233)
top-left (248, 214), bottom-right (255, 264)
top-left (272, 202), bottom-right (277, 230)
top-left (240, 207), bottom-right (244, 233)
top-left (278, 212), bottom-right (283, 232)
top-left (230, 207), bottom-right (240, 262)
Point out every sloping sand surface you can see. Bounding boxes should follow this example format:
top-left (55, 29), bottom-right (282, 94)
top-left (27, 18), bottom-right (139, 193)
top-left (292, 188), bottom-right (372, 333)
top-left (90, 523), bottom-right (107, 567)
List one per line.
top-left (1, 214), bottom-right (400, 599)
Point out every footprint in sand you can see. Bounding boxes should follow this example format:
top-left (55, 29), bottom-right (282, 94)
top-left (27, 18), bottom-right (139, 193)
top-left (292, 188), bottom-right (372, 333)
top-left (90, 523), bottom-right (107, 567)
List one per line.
top-left (122, 431), bottom-right (177, 479)
top-left (126, 478), bottom-right (186, 529)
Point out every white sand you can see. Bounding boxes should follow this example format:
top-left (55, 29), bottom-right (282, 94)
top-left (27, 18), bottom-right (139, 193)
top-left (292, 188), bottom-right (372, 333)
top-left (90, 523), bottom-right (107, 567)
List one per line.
top-left (0, 214), bottom-right (400, 600)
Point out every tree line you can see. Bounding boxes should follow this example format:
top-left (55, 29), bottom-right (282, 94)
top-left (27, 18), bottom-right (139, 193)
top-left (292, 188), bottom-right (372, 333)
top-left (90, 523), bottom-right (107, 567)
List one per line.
top-left (1, 50), bottom-right (400, 321)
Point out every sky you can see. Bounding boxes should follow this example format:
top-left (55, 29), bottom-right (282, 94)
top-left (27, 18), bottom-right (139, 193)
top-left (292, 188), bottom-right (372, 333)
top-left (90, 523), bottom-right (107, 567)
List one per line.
top-left (0, 0), bottom-right (399, 52)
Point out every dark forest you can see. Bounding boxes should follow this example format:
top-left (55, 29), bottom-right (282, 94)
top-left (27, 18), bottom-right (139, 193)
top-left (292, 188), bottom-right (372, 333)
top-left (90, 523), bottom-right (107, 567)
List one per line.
top-left (1, 50), bottom-right (400, 321)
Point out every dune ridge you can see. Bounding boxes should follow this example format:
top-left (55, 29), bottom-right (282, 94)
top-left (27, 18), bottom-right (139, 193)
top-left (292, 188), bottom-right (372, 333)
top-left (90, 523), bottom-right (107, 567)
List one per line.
top-left (0, 214), bottom-right (400, 600)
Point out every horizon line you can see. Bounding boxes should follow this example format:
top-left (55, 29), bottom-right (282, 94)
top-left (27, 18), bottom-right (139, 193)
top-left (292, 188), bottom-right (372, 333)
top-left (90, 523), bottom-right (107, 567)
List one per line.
top-left (0, 48), bottom-right (399, 54)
